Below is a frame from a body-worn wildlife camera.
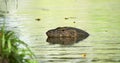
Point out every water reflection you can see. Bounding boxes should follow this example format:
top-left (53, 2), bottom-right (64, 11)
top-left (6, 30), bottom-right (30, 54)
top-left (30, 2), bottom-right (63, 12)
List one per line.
top-left (47, 36), bottom-right (87, 45)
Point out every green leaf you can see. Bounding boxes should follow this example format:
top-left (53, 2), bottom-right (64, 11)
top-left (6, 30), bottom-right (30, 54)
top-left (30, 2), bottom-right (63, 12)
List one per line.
top-left (5, 31), bottom-right (14, 40)
top-left (8, 39), bottom-right (12, 53)
top-left (11, 53), bottom-right (24, 63)
top-left (16, 39), bottom-right (28, 46)
top-left (2, 33), bottom-right (5, 48)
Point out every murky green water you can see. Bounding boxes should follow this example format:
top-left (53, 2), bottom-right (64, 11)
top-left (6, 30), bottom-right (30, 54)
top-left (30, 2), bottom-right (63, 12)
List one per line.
top-left (0, 0), bottom-right (120, 63)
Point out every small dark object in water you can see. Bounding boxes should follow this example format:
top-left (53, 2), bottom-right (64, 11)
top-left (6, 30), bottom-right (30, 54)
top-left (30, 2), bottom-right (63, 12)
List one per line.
top-left (81, 53), bottom-right (86, 58)
top-left (64, 17), bottom-right (69, 20)
top-left (64, 17), bottom-right (77, 20)
top-left (46, 27), bottom-right (89, 45)
top-left (73, 21), bottom-right (76, 23)
top-left (35, 18), bottom-right (40, 21)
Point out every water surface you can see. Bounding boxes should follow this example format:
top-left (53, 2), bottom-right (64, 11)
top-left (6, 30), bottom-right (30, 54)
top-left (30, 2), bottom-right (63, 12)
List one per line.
top-left (0, 0), bottom-right (120, 63)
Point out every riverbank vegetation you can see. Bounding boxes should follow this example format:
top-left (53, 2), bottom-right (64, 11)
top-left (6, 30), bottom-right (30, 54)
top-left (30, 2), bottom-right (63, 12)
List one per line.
top-left (0, 24), bottom-right (38, 63)
top-left (0, 0), bottom-right (38, 63)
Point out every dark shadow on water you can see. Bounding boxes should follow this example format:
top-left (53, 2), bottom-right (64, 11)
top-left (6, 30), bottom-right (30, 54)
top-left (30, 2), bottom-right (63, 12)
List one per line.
top-left (46, 36), bottom-right (88, 45)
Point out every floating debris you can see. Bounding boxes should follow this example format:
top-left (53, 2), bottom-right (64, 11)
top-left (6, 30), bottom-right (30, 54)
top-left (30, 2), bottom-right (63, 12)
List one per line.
top-left (81, 53), bottom-right (86, 58)
top-left (64, 17), bottom-right (69, 20)
top-left (73, 21), bottom-right (76, 23)
top-left (35, 18), bottom-right (41, 21)
top-left (64, 17), bottom-right (77, 20)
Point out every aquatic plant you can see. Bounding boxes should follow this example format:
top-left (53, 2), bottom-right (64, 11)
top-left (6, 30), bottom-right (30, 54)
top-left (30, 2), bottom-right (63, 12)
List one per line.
top-left (0, 0), bottom-right (38, 62)
top-left (0, 23), bottom-right (38, 63)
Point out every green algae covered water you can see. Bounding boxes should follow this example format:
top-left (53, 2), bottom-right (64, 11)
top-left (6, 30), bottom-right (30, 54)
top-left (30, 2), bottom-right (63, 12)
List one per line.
top-left (0, 0), bottom-right (120, 63)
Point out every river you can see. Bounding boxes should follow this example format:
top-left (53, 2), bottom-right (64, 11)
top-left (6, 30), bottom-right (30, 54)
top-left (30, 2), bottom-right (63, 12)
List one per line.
top-left (0, 0), bottom-right (120, 63)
